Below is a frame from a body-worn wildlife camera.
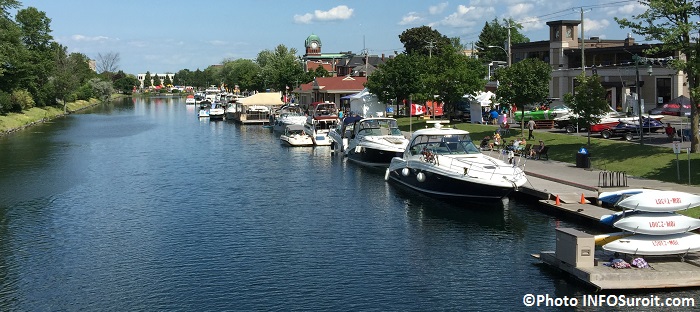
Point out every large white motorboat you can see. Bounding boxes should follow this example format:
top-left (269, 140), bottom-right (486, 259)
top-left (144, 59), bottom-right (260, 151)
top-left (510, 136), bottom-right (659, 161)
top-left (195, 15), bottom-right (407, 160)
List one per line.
top-left (385, 121), bottom-right (527, 199)
top-left (344, 117), bottom-right (409, 167)
top-left (271, 105), bottom-right (307, 133)
top-left (303, 102), bottom-right (339, 146)
top-left (280, 124), bottom-right (314, 147)
top-left (209, 103), bottom-right (225, 120)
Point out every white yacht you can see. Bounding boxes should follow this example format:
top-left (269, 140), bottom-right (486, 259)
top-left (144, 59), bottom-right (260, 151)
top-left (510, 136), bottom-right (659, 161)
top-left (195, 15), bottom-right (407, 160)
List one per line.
top-left (280, 124), bottom-right (314, 147)
top-left (209, 103), bottom-right (225, 120)
top-left (385, 121), bottom-right (527, 199)
top-left (271, 105), bottom-right (307, 133)
top-left (344, 117), bottom-right (409, 167)
top-left (303, 102), bottom-right (339, 146)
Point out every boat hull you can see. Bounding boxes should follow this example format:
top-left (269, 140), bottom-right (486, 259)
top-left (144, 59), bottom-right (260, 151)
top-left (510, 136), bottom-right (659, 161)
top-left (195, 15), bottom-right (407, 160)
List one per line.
top-left (386, 164), bottom-right (517, 199)
top-left (280, 135), bottom-right (314, 147)
top-left (602, 232), bottom-right (700, 255)
top-left (347, 146), bottom-right (403, 167)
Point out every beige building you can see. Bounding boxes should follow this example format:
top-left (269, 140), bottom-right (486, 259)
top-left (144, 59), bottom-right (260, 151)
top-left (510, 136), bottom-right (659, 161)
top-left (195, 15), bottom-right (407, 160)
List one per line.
top-left (512, 20), bottom-right (688, 113)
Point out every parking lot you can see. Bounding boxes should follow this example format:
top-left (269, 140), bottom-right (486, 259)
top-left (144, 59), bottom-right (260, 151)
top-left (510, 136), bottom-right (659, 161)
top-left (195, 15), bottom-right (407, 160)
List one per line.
top-left (521, 115), bottom-right (696, 149)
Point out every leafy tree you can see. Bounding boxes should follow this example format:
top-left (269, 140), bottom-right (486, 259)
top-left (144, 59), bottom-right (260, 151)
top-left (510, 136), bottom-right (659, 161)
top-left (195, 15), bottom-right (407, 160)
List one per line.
top-left (172, 69), bottom-right (191, 86)
top-left (616, 1), bottom-right (700, 152)
top-left (52, 44), bottom-right (77, 112)
top-left (143, 71), bottom-right (152, 89)
top-left (15, 7), bottom-right (55, 107)
top-left (495, 58), bottom-right (552, 132)
top-left (163, 74), bottom-right (172, 87)
top-left (152, 73), bottom-right (161, 88)
top-left (312, 66), bottom-right (330, 78)
top-left (475, 18), bottom-right (529, 64)
top-left (218, 58), bottom-right (261, 93)
top-left (0, 12), bottom-right (25, 92)
top-left (88, 78), bottom-right (113, 101)
top-left (255, 44), bottom-right (303, 92)
top-left (564, 73), bottom-right (611, 146)
top-left (366, 53), bottom-right (426, 113)
top-left (425, 44), bottom-right (487, 117)
top-left (114, 74), bottom-right (139, 94)
top-left (399, 26), bottom-right (451, 56)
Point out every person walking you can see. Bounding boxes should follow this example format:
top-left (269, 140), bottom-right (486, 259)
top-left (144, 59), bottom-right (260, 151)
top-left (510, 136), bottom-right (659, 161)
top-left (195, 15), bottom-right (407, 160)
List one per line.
top-left (527, 117), bottom-right (536, 140)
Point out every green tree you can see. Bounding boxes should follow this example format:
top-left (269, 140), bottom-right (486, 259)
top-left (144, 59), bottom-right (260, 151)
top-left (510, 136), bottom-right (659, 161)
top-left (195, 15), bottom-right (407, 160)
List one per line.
top-left (564, 73), bottom-right (611, 146)
top-left (616, 0), bottom-right (700, 152)
top-left (475, 18), bottom-right (529, 64)
top-left (52, 44), bottom-right (77, 112)
top-left (88, 78), bottom-right (113, 101)
top-left (143, 71), bottom-right (152, 89)
top-left (366, 53), bottom-right (426, 113)
top-left (152, 73), bottom-right (161, 88)
top-left (255, 44), bottom-right (303, 92)
top-left (425, 44), bottom-right (486, 117)
top-left (163, 74), bottom-right (172, 87)
top-left (15, 6), bottom-right (56, 107)
top-left (398, 26), bottom-right (451, 56)
top-left (495, 58), bottom-right (552, 132)
top-left (114, 74), bottom-right (139, 94)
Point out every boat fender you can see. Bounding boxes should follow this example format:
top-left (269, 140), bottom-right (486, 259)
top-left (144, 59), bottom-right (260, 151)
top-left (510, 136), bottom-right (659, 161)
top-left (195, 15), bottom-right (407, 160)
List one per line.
top-left (417, 172), bottom-right (426, 182)
top-left (402, 168), bottom-right (410, 177)
top-left (384, 168), bottom-right (390, 181)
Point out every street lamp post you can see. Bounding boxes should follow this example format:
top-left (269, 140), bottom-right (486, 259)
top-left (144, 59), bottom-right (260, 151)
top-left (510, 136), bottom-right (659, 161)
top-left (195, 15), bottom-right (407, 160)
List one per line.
top-left (487, 45), bottom-right (511, 67)
top-left (633, 54), bottom-right (648, 146)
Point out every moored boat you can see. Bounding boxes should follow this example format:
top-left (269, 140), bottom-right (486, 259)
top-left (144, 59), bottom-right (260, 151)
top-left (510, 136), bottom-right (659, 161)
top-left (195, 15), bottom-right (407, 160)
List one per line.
top-left (280, 124), bottom-right (314, 147)
top-left (344, 117), bottom-right (409, 167)
top-left (209, 103), bottom-right (225, 120)
top-left (385, 121), bottom-right (527, 199)
top-left (304, 102), bottom-right (339, 146)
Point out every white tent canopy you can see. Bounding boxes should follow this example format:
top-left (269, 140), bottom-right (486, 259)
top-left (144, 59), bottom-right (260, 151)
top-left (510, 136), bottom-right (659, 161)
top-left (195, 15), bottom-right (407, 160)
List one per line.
top-left (238, 92), bottom-right (283, 106)
top-left (469, 91), bottom-right (496, 123)
top-left (349, 88), bottom-right (385, 117)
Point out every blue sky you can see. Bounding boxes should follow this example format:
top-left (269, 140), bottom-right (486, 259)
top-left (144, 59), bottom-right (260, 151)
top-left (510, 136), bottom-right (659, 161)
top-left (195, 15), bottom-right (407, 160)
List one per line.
top-left (17, 0), bottom-right (649, 75)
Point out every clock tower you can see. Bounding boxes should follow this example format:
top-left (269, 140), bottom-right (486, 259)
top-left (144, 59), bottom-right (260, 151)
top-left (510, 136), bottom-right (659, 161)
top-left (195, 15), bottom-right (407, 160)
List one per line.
top-left (305, 34), bottom-right (321, 56)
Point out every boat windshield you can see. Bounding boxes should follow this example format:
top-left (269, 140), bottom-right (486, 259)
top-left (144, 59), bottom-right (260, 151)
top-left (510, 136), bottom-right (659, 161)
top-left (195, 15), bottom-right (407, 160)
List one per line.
top-left (408, 134), bottom-right (480, 156)
top-left (356, 119), bottom-right (402, 136)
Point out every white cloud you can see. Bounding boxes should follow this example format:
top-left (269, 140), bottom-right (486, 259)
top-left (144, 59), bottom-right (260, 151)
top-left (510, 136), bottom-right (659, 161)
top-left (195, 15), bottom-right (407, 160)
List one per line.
top-left (208, 40), bottom-right (228, 46)
top-left (583, 18), bottom-right (610, 33)
top-left (399, 12), bottom-right (423, 25)
top-left (611, 2), bottom-right (646, 16)
top-left (293, 5), bottom-right (354, 24)
top-left (429, 2), bottom-right (448, 15)
top-left (293, 13), bottom-right (314, 24)
top-left (70, 34), bottom-right (110, 42)
top-left (507, 3), bottom-right (533, 17)
top-left (438, 5), bottom-right (478, 28)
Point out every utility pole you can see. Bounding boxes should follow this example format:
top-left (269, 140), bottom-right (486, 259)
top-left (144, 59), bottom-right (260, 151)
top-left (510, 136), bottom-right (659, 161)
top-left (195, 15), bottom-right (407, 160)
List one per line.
top-left (507, 21), bottom-right (512, 67)
top-left (425, 40), bottom-right (436, 58)
top-left (634, 54), bottom-right (645, 146)
top-left (581, 7), bottom-right (585, 74)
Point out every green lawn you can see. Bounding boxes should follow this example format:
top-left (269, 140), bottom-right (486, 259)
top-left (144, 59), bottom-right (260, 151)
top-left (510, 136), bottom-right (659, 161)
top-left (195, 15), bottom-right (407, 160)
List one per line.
top-left (396, 117), bottom-right (700, 186)
top-left (0, 99), bottom-right (100, 134)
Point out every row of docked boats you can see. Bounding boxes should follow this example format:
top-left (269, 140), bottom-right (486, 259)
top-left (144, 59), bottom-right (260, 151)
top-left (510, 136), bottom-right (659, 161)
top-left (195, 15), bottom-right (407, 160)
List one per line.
top-left (271, 101), bottom-right (527, 200)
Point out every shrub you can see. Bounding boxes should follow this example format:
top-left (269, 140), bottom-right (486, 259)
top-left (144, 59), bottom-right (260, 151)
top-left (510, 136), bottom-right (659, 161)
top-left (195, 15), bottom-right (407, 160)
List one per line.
top-left (11, 89), bottom-right (34, 111)
top-left (0, 91), bottom-right (11, 114)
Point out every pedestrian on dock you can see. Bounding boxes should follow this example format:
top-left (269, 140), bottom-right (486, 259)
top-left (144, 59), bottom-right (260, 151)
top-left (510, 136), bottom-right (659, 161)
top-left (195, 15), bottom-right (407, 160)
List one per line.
top-left (527, 117), bottom-right (536, 140)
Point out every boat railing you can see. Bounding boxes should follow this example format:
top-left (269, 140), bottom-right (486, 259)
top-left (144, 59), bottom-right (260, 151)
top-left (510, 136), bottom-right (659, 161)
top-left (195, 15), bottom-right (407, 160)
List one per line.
top-left (435, 153), bottom-right (525, 180)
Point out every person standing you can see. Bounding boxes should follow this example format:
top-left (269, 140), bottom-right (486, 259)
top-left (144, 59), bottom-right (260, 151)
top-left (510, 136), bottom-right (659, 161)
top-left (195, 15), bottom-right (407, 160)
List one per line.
top-left (527, 118), bottom-right (536, 140)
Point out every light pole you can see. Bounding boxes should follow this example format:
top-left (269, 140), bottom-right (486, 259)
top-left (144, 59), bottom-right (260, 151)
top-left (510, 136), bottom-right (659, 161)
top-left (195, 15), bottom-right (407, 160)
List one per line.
top-left (633, 54), bottom-right (651, 146)
top-left (487, 45), bottom-right (511, 67)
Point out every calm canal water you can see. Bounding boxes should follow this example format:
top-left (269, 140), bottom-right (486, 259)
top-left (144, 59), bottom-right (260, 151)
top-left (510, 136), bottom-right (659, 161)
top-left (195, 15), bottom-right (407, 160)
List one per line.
top-left (0, 97), bottom-right (695, 311)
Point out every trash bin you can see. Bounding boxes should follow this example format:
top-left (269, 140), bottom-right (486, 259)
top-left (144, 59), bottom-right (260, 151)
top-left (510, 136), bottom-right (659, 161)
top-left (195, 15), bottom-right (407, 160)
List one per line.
top-left (576, 147), bottom-right (590, 168)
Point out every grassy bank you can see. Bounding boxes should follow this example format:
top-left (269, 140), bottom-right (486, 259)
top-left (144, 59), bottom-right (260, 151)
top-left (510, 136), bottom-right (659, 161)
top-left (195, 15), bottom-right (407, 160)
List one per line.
top-left (396, 117), bottom-right (700, 186)
top-left (0, 98), bottom-right (101, 135)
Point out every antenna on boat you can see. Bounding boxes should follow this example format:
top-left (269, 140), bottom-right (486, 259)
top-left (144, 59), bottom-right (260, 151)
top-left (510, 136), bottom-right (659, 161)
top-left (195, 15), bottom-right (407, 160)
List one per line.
top-left (425, 120), bottom-right (450, 129)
